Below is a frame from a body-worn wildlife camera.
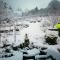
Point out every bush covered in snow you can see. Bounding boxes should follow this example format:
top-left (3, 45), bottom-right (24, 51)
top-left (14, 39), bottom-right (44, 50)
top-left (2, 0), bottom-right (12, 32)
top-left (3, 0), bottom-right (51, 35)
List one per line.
top-left (45, 30), bottom-right (58, 45)
top-left (45, 34), bottom-right (57, 45)
top-left (45, 36), bottom-right (57, 45)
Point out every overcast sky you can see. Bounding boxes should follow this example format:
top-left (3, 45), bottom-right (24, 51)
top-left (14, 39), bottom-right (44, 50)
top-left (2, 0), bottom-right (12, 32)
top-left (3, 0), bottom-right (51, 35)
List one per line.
top-left (5, 0), bottom-right (60, 11)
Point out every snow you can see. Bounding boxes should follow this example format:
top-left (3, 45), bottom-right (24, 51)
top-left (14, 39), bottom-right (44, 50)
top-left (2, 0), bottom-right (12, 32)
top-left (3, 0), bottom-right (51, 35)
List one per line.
top-left (0, 45), bottom-right (60, 60)
top-left (20, 22), bottom-right (45, 43)
top-left (0, 16), bottom-right (60, 60)
top-left (0, 0), bottom-right (60, 60)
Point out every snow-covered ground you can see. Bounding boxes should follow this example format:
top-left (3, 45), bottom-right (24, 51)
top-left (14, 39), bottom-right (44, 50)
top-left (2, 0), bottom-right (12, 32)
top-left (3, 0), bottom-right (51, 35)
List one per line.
top-left (0, 45), bottom-right (60, 60)
top-left (0, 17), bottom-right (60, 60)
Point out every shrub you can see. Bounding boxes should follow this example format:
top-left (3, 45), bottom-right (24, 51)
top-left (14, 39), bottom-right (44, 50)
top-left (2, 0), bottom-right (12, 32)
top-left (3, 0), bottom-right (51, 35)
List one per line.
top-left (5, 49), bottom-right (11, 53)
top-left (12, 46), bottom-right (18, 51)
top-left (19, 44), bottom-right (24, 49)
top-left (45, 35), bottom-right (57, 45)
